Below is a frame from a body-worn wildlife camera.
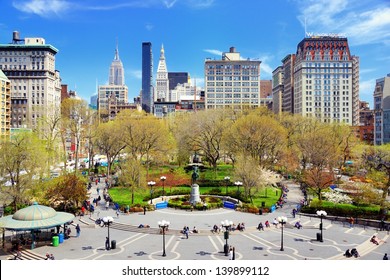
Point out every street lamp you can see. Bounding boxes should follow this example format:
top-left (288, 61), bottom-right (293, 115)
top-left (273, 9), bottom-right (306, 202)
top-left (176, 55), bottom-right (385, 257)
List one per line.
top-left (316, 210), bottom-right (327, 242)
top-left (221, 219), bottom-right (233, 256)
top-left (278, 216), bottom-right (287, 251)
top-left (160, 176), bottom-right (166, 196)
top-left (148, 181), bottom-right (156, 204)
top-left (102, 216), bottom-right (114, 250)
top-left (234, 181), bottom-right (242, 198)
top-left (224, 176), bottom-right (230, 195)
top-left (158, 220), bottom-right (170, 257)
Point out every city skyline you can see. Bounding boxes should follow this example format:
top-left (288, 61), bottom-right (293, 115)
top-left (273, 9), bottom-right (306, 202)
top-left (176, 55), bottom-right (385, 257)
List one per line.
top-left (1, 0), bottom-right (389, 107)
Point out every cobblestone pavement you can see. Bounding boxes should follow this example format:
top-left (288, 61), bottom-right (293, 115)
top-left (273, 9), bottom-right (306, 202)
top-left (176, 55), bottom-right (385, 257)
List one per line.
top-left (1, 180), bottom-right (389, 260)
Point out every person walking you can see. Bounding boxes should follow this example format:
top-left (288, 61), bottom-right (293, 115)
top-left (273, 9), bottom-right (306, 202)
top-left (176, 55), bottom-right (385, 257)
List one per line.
top-left (232, 246), bottom-right (236, 260)
top-left (76, 224), bottom-right (81, 237)
top-left (229, 247), bottom-right (233, 260)
top-left (383, 253), bottom-right (388, 260)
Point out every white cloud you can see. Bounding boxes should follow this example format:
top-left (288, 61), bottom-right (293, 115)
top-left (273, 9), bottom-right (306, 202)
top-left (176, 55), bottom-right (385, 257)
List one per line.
top-left (13, 0), bottom-right (214, 16)
top-left (186, 0), bottom-right (215, 8)
top-left (163, 0), bottom-right (177, 9)
top-left (145, 23), bottom-right (154, 31)
top-left (297, 0), bottom-right (390, 46)
top-left (360, 78), bottom-right (376, 96)
top-left (13, 0), bottom-right (72, 17)
top-left (203, 49), bottom-right (223, 57)
top-left (129, 70), bottom-right (142, 80)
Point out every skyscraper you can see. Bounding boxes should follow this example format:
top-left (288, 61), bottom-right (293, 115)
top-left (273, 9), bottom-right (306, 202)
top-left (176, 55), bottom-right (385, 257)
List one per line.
top-left (155, 44), bottom-right (169, 102)
top-left (109, 43), bottom-right (125, 86)
top-left (142, 42), bottom-right (153, 113)
top-left (0, 31), bottom-right (61, 129)
top-left (204, 47), bottom-right (262, 110)
top-left (98, 43), bottom-right (128, 120)
top-left (168, 72), bottom-right (189, 91)
top-left (0, 69), bottom-right (10, 139)
top-left (293, 35), bottom-right (359, 125)
top-left (272, 66), bottom-right (284, 115)
top-left (374, 74), bottom-right (390, 145)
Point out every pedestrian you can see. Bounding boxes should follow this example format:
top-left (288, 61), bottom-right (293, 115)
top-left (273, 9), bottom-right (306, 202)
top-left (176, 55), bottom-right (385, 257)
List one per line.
top-left (105, 201), bottom-right (109, 210)
top-left (229, 246), bottom-right (233, 260)
top-left (232, 246), bottom-right (236, 260)
top-left (185, 226), bottom-right (189, 239)
top-left (105, 237), bottom-right (110, 250)
top-left (45, 252), bottom-right (54, 260)
top-left (292, 208), bottom-right (296, 218)
top-left (14, 250), bottom-right (22, 260)
top-left (380, 218), bottom-right (385, 231)
top-left (348, 217), bottom-right (354, 228)
top-left (143, 206), bottom-right (146, 215)
top-left (76, 224), bottom-right (81, 237)
top-left (383, 253), bottom-right (388, 260)
top-left (97, 187), bottom-right (100, 195)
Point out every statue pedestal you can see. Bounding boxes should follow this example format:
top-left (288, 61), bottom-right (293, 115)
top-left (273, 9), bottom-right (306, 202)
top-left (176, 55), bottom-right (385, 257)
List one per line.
top-left (189, 184), bottom-right (201, 205)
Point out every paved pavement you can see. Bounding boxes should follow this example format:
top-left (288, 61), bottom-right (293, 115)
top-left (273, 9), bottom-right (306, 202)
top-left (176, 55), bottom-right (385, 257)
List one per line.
top-left (1, 179), bottom-right (389, 260)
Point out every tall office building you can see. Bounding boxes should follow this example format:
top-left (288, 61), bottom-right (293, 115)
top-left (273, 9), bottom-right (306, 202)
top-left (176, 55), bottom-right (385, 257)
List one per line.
top-left (109, 43), bottom-right (125, 86)
top-left (155, 45), bottom-right (169, 102)
top-left (374, 74), bottom-right (390, 145)
top-left (293, 35), bottom-right (359, 125)
top-left (168, 72), bottom-right (189, 91)
top-left (204, 47), bottom-right (262, 109)
top-left (0, 31), bottom-right (61, 129)
top-left (0, 69), bottom-right (11, 139)
top-left (98, 43), bottom-right (128, 119)
top-left (142, 42), bottom-right (153, 113)
top-left (282, 54), bottom-right (295, 113)
top-left (272, 66), bottom-right (284, 115)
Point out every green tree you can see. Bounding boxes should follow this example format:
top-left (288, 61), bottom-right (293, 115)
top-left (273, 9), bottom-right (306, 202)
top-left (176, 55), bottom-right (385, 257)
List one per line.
top-left (45, 174), bottom-right (88, 212)
top-left (117, 158), bottom-right (146, 204)
top-left (0, 132), bottom-right (47, 211)
top-left (226, 112), bottom-right (287, 168)
top-left (361, 144), bottom-right (390, 214)
top-left (95, 121), bottom-right (126, 176)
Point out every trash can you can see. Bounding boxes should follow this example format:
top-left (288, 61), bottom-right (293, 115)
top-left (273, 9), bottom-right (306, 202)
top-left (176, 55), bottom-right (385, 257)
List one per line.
top-left (58, 233), bottom-right (64, 243)
top-left (316, 233), bottom-right (322, 241)
top-left (52, 235), bottom-right (59, 247)
top-left (111, 240), bottom-right (116, 249)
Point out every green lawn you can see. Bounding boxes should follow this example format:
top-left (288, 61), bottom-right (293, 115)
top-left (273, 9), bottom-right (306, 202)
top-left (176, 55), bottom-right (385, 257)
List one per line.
top-left (108, 185), bottom-right (281, 209)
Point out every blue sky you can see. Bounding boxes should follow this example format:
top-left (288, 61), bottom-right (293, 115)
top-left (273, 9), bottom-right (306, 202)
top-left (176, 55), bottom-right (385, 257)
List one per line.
top-left (1, 0), bottom-right (389, 107)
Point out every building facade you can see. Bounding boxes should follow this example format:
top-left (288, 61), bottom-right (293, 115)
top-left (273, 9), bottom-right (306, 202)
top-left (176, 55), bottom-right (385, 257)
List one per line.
top-left (109, 44), bottom-right (125, 86)
top-left (282, 54), bottom-right (295, 113)
top-left (168, 72), bottom-right (189, 91)
top-left (204, 47), bottom-right (261, 110)
top-left (272, 66), bottom-right (284, 115)
top-left (0, 31), bottom-right (61, 129)
top-left (374, 74), bottom-right (390, 145)
top-left (142, 42), bottom-right (153, 113)
top-left (98, 44), bottom-right (128, 119)
top-left (0, 69), bottom-right (11, 139)
top-left (155, 45), bottom-right (169, 102)
top-left (293, 36), bottom-right (359, 125)
top-left (352, 101), bottom-right (374, 145)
